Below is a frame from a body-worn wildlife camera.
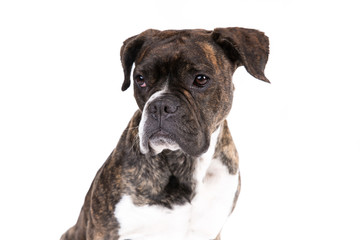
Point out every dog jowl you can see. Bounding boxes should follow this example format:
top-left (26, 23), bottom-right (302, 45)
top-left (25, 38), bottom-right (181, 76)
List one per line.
top-left (61, 27), bottom-right (270, 240)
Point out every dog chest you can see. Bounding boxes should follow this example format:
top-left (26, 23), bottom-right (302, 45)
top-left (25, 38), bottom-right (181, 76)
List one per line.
top-left (115, 158), bottom-right (239, 240)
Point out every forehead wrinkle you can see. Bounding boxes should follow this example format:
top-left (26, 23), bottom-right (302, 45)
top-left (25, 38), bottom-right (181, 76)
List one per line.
top-left (136, 40), bottom-right (219, 82)
top-left (136, 38), bottom-right (178, 65)
top-left (138, 51), bottom-right (216, 80)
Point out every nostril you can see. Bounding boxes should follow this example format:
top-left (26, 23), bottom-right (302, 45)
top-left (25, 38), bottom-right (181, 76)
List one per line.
top-left (147, 99), bottom-right (179, 120)
top-left (149, 104), bottom-right (157, 114)
top-left (164, 105), bottom-right (178, 114)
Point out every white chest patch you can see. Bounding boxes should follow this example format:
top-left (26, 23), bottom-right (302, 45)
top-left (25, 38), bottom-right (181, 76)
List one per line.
top-left (115, 126), bottom-right (239, 240)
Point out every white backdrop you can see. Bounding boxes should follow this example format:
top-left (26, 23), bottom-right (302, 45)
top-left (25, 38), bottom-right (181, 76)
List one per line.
top-left (1, 0), bottom-right (359, 239)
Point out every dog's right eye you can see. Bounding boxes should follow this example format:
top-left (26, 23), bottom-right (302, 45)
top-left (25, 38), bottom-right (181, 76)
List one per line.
top-left (135, 75), bottom-right (146, 88)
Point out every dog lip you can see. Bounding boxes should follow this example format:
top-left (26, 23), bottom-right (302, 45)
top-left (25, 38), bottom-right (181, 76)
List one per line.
top-left (149, 129), bottom-right (175, 141)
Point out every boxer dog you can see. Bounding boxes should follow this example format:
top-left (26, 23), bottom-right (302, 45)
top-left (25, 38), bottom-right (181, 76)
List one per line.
top-left (61, 27), bottom-right (270, 240)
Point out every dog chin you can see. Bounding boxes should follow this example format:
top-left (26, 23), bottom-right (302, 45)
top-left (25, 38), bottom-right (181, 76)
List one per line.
top-left (139, 131), bottom-right (180, 155)
top-left (149, 138), bottom-right (180, 155)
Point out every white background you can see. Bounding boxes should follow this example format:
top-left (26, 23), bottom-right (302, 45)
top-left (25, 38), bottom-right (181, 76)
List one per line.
top-left (1, 0), bottom-right (359, 239)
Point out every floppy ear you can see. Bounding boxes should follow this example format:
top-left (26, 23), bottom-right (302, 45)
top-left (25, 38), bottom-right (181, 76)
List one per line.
top-left (120, 29), bottom-right (160, 91)
top-left (212, 27), bottom-right (270, 83)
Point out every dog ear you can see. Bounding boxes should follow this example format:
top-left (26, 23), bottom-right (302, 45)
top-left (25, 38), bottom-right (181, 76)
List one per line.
top-left (212, 27), bottom-right (270, 83)
top-left (120, 29), bottom-right (160, 91)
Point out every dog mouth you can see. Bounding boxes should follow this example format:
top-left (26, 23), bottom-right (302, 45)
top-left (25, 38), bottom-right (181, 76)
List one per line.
top-left (150, 129), bottom-right (175, 143)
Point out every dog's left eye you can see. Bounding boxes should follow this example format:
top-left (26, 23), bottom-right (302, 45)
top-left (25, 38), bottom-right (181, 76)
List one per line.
top-left (193, 75), bottom-right (210, 87)
top-left (135, 75), bottom-right (146, 88)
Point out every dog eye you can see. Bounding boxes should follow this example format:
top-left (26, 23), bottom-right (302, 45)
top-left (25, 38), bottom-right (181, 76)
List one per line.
top-left (135, 75), bottom-right (146, 88)
top-left (193, 75), bottom-right (210, 87)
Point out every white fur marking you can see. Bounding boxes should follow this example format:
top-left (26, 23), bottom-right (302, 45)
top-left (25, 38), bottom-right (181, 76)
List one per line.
top-left (139, 89), bottom-right (165, 153)
top-left (149, 138), bottom-right (180, 155)
top-left (115, 126), bottom-right (239, 240)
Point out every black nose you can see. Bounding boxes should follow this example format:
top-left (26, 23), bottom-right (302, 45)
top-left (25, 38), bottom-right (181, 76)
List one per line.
top-left (148, 98), bottom-right (179, 120)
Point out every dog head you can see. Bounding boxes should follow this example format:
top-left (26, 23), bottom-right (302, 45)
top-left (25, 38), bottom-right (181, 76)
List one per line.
top-left (120, 28), bottom-right (269, 156)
